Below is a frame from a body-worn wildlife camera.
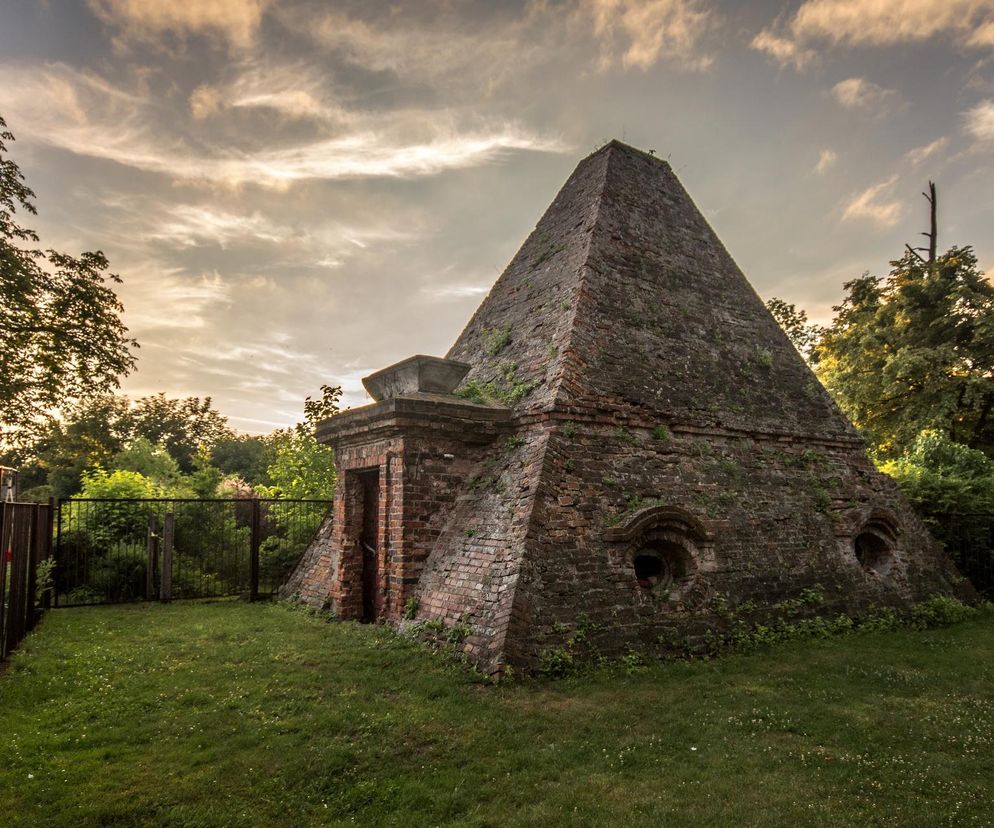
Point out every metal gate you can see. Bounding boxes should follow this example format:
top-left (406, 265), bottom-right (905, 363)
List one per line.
top-left (54, 498), bottom-right (331, 606)
top-left (1, 501), bottom-right (54, 660)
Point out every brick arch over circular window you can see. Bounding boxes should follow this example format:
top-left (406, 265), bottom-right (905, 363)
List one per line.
top-left (853, 519), bottom-right (898, 577)
top-left (605, 505), bottom-right (714, 600)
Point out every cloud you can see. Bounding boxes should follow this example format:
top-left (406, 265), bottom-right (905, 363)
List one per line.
top-left (120, 266), bottom-right (233, 332)
top-left (0, 62), bottom-right (568, 188)
top-left (282, 0), bottom-right (717, 85)
top-left (86, 0), bottom-right (272, 48)
top-left (905, 137), bottom-right (948, 165)
top-left (423, 284), bottom-right (491, 300)
top-left (752, 0), bottom-right (994, 68)
top-left (831, 77), bottom-right (898, 112)
top-left (815, 148), bottom-right (837, 174)
top-left (965, 99), bottom-right (994, 142)
top-left (841, 175), bottom-right (904, 227)
top-left (750, 30), bottom-right (816, 69)
top-left (189, 85), bottom-right (223, 120)
top-left (583, 0), bottom-right (716, 71)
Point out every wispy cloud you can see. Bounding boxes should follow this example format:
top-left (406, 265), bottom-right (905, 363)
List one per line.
top-left (965, 99), bottom-right (994, 143)
top-left (831, 77), bottom-right (899, 113)
top-left (815, 148), bottom-right (837, 174)
top-left (751, 30), bottom-right (816, 69)
top-left (753, 0), bottom-right (994, 68)
top-left (841, 175), bottom-right (903, 227)
top-left (422, 283), bottom-right (491, 300)
top-left (905, 137), bottom-right (948, 165)
top-left (86, 0), bottom-right (272, 49)
top-left (120, 266), bottom-right (233, 332)
top-left (0, 63), bottom-right (568, 188)
top-left (583, 0), bottom-right (716, 71)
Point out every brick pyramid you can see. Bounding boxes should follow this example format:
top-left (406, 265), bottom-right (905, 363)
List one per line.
top-left (288, 141), bottom-right (968, 675)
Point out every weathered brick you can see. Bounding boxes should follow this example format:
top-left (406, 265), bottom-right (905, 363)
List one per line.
top-left (283, 140), bottom-right (971, 676)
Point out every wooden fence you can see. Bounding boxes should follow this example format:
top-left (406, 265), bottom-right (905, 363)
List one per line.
top-left (0, 500), bottom-right (54, 662)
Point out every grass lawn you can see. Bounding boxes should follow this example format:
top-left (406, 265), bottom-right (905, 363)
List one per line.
top-left (1, 602), bottom-right (993, 827)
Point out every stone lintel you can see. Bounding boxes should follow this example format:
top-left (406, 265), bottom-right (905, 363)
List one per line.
top-left (316, 393), bottom-right (511, 448)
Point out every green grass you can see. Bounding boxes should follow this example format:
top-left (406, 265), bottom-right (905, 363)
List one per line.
top-left (1, 601), bottom-right (993, 827)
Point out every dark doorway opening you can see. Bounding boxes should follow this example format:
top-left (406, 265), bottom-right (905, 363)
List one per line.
top-left (358, 469), bottom-right (380, 622)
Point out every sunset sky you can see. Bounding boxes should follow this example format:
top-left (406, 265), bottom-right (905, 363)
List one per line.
top-left (2, 0), bottom-right (993, 432)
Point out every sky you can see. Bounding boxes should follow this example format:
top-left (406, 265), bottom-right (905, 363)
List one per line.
top-left (1, 0), bottom-right (993, 433)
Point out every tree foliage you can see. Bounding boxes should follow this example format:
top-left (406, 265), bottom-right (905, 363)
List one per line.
top-left (257, 384), bottom-right (341, 501)
top-left (6, 392), bottom-right (232, 498)
top-left (879, 430), bottom-right (994, 517)
top-left (0, 115), bottom-right (137, 447)
top-left (766, 297), bottom-right (822, 362)
top-left (816, 247), bottom-right (994, 459)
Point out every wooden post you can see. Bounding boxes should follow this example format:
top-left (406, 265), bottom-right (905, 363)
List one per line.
top-left (146, 512), bottom-right (159, 601)
top-left (0, 503), bottom-right (9, 657)
top-left (249, 499), bottom-right (261, 602)
top-left (25, 505), bottom-right (43, 631)
top-left (4, 506), bottom-right (30, 658)
top-left (160, 511), bottom-right (174, 603)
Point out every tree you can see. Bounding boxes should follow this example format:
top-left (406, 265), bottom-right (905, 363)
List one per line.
top-left (258, 384), bottom-right (341, 501)
top-left (126, 393), bottom-right (232, 472)
top-left (0, 115), bottom-right (137, 448)
top-left (6, 392), bottom-right (232, 498)
top-left (111, 437), bottom-right (184, 491)
top-left (816, 246), bottom-right (994, 458)
top-left (766, 297), bottom-right (822, 362)
top-left (210, 435), bottom-right (274, 486)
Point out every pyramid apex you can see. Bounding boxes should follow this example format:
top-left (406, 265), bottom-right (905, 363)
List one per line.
top-left (584, 138), bottom-right (669, 167)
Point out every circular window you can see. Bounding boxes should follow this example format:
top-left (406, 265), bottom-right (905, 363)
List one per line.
top-left (633, 540), bottom-right (690, 590)
top-left (854, 526), bottom-right (894, 576)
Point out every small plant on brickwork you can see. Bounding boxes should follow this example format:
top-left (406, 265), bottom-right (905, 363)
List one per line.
top-left (602, 477), bottom-right (618, 488)
top-left (547, 343), bottom-right (558, 357)
top-left (772, 586), bottom-right (825, 615)
top-left (507, 435), bottom-right (524, 449)
top-left (533, 241), bottom-right (565, 268)
top-left (403, 597), bottom-right (420, 621)
top-left (538, 614), bottom-right (603, 677)
top-left (755, 346), bottom-right (774, 369)
top-left (561, 300), bottom-right (571, 310)
top-left (455, 363), bottom-right (535, 407)
top-left (464, 528), bottom-right (476, 538)
top-left (710, 592), bottom-right (732, 620)
top-left (561, 420), bottom-right (577, 438)
top-left (484, 324), bottom-right (512, 356)
top-left (621, 647), bottom-right (647, 674)
top-left (716, 491), bottom-right (736, 508)
top-left (564, 458), bottom-right (576, 472)
top-left (446, 617), bottom-right (472, 646)
top-left (651, 424), bottom-right (670, 441)
top-left (615, 426), bottom-right (638, 446)
top-left (716, 458), bottom-right (739, 476)
top-left (812, 485), bottom-right (832, 512)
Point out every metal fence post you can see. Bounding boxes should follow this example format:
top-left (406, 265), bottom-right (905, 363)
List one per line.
top-left (249, 499), bottom-right (261, 602)
top-left (146, 512), bottom-right (158, 601)
top-left (160, 511), bottom-right (174, 603)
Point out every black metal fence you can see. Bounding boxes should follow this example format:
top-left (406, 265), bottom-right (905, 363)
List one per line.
top-left (54, 498), bottom-right (331, 606)
top-left (935, 514), bottom-right (994, 599)
top-left (1, 501), bottom-right (54, 661)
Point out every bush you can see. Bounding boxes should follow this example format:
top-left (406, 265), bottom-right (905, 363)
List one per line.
top-left (909, 595), bottom-right (979, 629)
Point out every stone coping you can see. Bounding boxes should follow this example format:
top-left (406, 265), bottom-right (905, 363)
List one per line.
top-left (316, 393), bottom-right (511, 447)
